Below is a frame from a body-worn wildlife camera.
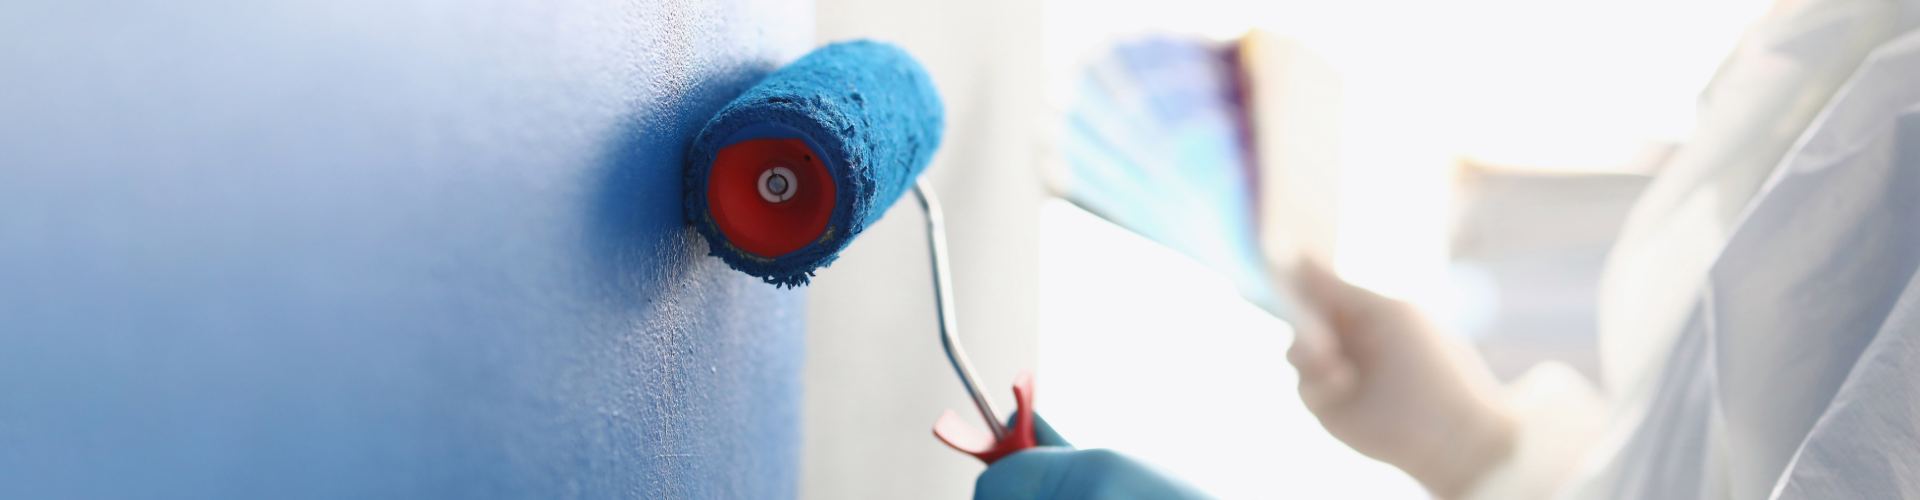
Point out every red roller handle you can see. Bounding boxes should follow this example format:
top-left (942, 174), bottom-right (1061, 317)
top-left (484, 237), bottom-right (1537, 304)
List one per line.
top-left (932, 372), bottom-right (1039, 464)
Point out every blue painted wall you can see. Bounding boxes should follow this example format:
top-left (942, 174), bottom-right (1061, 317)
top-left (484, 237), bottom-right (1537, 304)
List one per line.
top-left (0, 1), bottom-right (810, 498)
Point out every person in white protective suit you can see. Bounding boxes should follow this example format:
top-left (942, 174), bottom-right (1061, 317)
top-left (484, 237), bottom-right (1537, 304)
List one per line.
top-left (1284, 0), bottom-right (1920, 497)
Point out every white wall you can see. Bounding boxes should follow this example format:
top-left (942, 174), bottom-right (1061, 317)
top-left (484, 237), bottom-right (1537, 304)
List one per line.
top-left (804, 2), bottom-right (1046, 498)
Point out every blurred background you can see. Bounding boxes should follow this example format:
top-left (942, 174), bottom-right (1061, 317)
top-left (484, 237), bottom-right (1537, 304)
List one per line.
top-left (805, 0), bottom-right (1772, 498)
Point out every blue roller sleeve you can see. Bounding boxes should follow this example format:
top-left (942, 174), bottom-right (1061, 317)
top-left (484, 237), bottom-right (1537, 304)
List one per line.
top-left (684, 40), bottom-right (945, 286)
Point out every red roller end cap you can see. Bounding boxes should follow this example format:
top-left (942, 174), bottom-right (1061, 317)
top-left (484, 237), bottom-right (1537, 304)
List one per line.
top-left (705, 138), bottom-right (836, 258)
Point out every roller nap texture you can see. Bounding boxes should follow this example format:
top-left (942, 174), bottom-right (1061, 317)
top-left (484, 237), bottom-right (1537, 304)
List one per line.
top-left (684, 40), bottom-right (945, 286)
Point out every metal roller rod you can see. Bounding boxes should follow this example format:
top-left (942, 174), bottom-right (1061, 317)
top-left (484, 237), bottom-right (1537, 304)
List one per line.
top-left (911, 180), bottom-right (1008, 440)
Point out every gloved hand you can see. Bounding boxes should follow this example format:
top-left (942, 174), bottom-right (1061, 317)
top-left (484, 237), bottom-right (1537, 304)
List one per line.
top-left (973, 414), bottom-right (1209, 500)
top-left (1284, 259), bottom-right (1516, 497)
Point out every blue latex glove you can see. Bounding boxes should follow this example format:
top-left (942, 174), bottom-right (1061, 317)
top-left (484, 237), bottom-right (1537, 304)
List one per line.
top-left (973, 414), bottom-right (1210, 500)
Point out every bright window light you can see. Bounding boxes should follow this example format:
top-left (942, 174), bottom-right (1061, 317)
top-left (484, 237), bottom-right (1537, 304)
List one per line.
top-left (1037, 200), bottom-right (1425, 498)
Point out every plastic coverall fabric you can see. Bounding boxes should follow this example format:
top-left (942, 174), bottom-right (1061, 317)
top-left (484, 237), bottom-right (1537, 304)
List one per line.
top-left (1465, 1), bottom-right (1920, 496)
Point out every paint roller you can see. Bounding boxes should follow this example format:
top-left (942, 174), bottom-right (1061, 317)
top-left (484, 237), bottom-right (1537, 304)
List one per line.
top-left (683, 40), bottom-right (1036, 463)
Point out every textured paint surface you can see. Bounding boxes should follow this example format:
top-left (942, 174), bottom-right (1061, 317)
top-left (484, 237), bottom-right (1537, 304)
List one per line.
top-left (0, 1), bottom-right (810, 498)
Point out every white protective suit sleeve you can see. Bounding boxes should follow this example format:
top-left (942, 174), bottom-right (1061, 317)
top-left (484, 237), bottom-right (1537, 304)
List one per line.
top-left (1468, 3), bottom-right (1920, 498)
top-left (1461, 1), bottom-right (1915, 497)
top-left (1591, 0), bottom-right (1912, 410)
top-left (1758, 31), bottom-right (1920, 498)
top-left (1773, 266), bottom-right (1920, 498)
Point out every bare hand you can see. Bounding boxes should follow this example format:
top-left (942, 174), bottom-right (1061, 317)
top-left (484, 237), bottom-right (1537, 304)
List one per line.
top-left (1285, 260), bottom-right (1517, 498)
